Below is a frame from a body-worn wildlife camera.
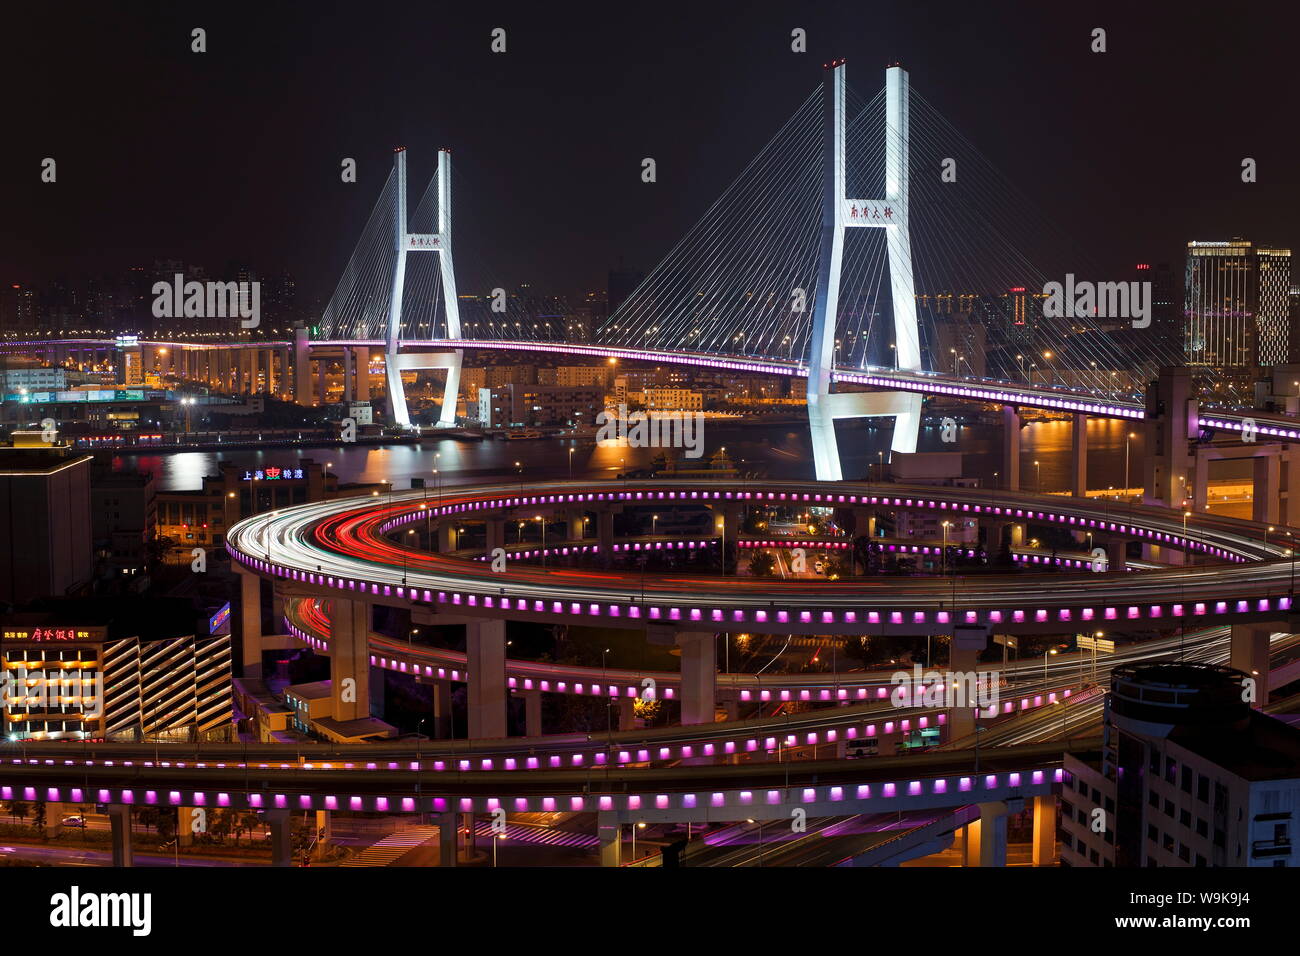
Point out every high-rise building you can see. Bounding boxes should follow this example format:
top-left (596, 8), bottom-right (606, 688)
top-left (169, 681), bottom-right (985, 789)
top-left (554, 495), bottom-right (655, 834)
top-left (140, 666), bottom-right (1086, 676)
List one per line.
top-left (1185, 239), bottom-right (1293, 369)
top-left (1063, 661), bottom-right (1300, 867)
top-left (0, 440), bottom-right (93, 606)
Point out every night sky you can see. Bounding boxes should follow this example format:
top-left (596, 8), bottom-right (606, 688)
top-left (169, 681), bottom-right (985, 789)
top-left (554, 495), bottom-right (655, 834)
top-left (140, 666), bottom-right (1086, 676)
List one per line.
top-left (4, 0), bottom-right (1297, 302)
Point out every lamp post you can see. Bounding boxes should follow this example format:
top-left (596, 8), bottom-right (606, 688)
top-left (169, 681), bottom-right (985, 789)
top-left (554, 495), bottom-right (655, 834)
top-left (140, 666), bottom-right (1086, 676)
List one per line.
top-left (569, 446), bottom-right (575, 479)
top-left (717, 516), bottom-right (726, 575)
top-left (652, 514), bottom-right (658, 537)
top-left (1044, 647), bottom-right (1057, 684)
top-left (1034, 460), bottom-right (1041, 494)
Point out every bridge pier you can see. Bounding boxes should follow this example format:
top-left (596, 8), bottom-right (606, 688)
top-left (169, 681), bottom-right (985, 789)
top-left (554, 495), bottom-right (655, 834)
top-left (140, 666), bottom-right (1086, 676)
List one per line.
top-left (485, 518), bottom-right (506, 555)
top-left (598, 511), bottom-right (615, 556)
top-left (265, 809), bottom-right (293, 867)
top-left (354, 346), bottom-right (370, 402)
top-left (1032, 794), bottom-right (1057, 866)
top-left (331, 598), bottom-right (372, 722)
top-left (1071, 413), bottom-right (1088, 497)
top-left (293, 326), bottom-right (312, 404)
top-left (107, 805), bottom-right (133, 868)
top-left (677, 631), bottom-right (717, 725)
top-left (315, 809), bottom-right (332, 857)
top-left (467, 619), bottom-right (508, 739)
top-left (618, 696), bottom-right (636, 731)
top-left (567, 509), bottom-right (586, 543)
top-left (238, 568), bottom-right (263, 679)
top-left (1144, 367), bottom-right (1195, 510)
top-left (947, 625), bottom-right (988, 741)
top-left (438, 811), bottom-right (457, 867)
top-left (1106, 538), bottom-right (1127, 572)
top-left (522, 689), bottom-right (543, 737)
top-left (1002, 406), bottom-right (1021, 491)
top-left (598, 815), bottom-right (621, 868)
top-left (430, 678), bottom-right (453, 737)
top-left (1230, 623), bottom-right (1273, 709)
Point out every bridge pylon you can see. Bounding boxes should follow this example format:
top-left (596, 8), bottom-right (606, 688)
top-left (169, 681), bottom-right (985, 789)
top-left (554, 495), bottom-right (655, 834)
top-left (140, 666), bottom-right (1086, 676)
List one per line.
top-left (807, 61), bottom-right (923, 481)
top-left (384, 147), bottom-right (464, 428)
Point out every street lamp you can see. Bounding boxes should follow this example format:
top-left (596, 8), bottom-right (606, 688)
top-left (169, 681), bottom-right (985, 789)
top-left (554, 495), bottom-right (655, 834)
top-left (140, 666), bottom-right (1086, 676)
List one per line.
top-left (652, 514), bottom-right (658, 536)
top-left (569, 446), bottom-right (575, 479)
top-left (1034, 460), bottom-right (1041, 494)
top-left (941, 520), bottom-right (952, 574)
top-left (1044, 647), bottom-right (1057, 683)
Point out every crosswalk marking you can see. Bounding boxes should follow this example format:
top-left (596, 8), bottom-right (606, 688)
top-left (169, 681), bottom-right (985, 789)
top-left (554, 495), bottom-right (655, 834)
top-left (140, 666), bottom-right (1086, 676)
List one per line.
top-left (340, 827), bottom-right (439, 866)
top-left (472, 820), bottom-right (597, 848)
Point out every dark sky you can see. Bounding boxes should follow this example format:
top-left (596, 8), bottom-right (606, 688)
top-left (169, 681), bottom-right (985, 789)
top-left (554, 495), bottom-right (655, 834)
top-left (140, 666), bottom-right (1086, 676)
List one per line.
top-left (4, 0), bottom-right (1297, 302)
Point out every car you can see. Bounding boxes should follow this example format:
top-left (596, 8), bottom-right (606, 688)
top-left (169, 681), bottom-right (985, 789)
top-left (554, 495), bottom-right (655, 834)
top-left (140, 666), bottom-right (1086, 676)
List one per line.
top-left (61, 815), bottom-right (85, 827)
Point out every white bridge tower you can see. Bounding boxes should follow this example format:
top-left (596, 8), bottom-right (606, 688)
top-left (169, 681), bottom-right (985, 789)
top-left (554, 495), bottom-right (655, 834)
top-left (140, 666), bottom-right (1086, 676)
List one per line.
top-left (385, 146), bottom-right (463, 428)
top-left (807, 61), bottom-right (923, 481)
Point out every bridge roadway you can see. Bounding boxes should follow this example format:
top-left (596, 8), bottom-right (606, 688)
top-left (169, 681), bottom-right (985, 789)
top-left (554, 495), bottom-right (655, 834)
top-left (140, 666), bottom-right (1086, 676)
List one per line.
top-left (286, 594), bottom-right (1239, 712)
top-left (0, 738), bottom-right (1084, 823)
top-left (12, 335), bottom-right (1300, 441)
top-left (229, 478), bottom-right (1297, 637)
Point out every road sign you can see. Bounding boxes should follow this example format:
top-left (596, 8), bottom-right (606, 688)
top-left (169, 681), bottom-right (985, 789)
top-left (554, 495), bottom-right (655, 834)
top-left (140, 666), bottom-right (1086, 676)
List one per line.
top-left (1076, 636), bottom-right (1115, 652)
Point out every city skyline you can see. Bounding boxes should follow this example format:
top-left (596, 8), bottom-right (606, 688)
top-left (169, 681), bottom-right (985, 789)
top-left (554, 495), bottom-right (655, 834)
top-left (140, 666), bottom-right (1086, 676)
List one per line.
top-left (5, 1), bottom-right (1298, 303)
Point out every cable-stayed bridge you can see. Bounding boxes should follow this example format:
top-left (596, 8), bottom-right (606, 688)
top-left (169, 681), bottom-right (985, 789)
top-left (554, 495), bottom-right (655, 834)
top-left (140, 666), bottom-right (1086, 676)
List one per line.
top-left (14, 61), bottom-right (1289, 492)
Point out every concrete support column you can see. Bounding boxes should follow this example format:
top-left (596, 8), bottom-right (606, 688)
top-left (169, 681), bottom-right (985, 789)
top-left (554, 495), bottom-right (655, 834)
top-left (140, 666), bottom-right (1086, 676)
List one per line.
top-left (431, 678), bottom-right (453, 737)
top-left (315, 809), bottom-right (332, 848)
top-left (178, 807), bottom-right (197, 846)
top-left (354, 346), bottom-right (370, 402)
top-left (317, 360), bottom-right (328, 406)
top-left (1254, 454), bottom-right (1282, 525)
top-left (618, 696), bottom-right (636, 731)
top-left (1106, 539), bottom-right (1127, 572)
top-left (294, 328), bottom-right (311, 405)
top-left (485, 519), bottom-right (505, 554)
top-left (1032, 794), bottom-right (1057, 866)
top-left (976, 801), bottom-right (1009, 867)
top-left (466, 619), bottom-right (507, 739)
top-left (343, 347), bottom-right (355, 402)
top-left (1071, 413), bottom-right (1088, 498)
top-left (238, 569), bottom-right (263, 679)
top-left (106, 805), bottom-right (133, 868)
top-left (567, 509), bottom-right (586, 542)
top-left (523, 690), bottom-right (543, 737)
top-left (1230, 623), bottom-right (1272, 709)
top-left (438, 811), bottom-right (457, 867)
top-left (1193, 450), bottom-right (1210, 514)
top-left (598, 511), bottom-right (615, 555)
top-left (947, 626), bottom-right (988, 741)
top-left (598, 815), bottom-right (621, 867)
top-left (1002, 406), bottom-right (1021, 491)
top-left (961, 820), bottom-right (980, 867)
top-left (265, 809), bottom-right (293, 868)
top-left (331, 598), bottom-right (372, 722)
top-left (677, 631), bottom-right (717, 725)
top-left (436, 523), bottom-right (453, 552)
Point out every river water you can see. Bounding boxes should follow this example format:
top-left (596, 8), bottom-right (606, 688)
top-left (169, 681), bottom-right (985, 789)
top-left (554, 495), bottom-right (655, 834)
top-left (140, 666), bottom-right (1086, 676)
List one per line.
top-left (112, 416), bottom-right (1146, 495)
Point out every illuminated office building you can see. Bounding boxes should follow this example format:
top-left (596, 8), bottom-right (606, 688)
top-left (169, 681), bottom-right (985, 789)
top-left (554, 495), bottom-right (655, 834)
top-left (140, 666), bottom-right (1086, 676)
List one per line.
top-left (1185, 239), bottom-right (1292, 368)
